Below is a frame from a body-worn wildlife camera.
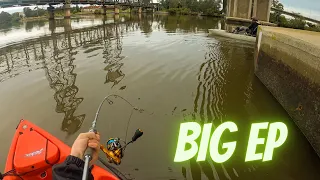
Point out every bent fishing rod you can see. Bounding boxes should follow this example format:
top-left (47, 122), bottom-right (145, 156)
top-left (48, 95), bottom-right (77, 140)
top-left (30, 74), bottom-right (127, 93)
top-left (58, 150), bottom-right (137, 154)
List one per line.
top-left (82, 94), bottom-right (144, 180)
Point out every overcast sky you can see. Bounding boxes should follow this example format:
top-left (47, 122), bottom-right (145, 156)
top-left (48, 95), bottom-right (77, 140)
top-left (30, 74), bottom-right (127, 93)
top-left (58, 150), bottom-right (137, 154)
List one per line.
top-left (280, 0), bottom-right (320, 20)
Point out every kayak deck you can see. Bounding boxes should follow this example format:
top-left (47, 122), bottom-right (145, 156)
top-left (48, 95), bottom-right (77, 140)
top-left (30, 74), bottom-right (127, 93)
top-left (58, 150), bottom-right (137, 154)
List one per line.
top-left (4, 120), bottom-right (119, 180)
top-left (208, 29), bottom-right (256, 43)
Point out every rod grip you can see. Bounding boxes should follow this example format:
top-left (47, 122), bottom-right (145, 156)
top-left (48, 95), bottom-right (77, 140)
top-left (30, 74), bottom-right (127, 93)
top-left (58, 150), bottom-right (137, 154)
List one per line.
top-left (84, 147), bottom-right (94, 160)
top-left (84, 129), bottom-right (96, 160)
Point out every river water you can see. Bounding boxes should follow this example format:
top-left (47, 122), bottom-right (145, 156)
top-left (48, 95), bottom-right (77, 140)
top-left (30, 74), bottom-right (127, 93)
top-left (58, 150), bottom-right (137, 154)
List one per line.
top-left (0, 14), bottom-right (320, 180)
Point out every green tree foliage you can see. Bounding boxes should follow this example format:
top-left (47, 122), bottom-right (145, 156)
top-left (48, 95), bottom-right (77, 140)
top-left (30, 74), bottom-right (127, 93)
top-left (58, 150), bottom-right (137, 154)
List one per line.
top-left (0, 11), bottom-right (12, 24)
top-left (270, 0), bottom-right (320, 32)
top-left (272, 0), bottom-right (284, 10)
top-left (270, 0), bottom-right (284, 24)
top-left (23, 7), bottom-right (46, 17)
top-left (94, 9), bottom-right (101, 14)
top-left (11, 12), bottom-right (22, 22)
top-left (72, 5), bottom-right (82, 14)
top-left (0, 11), bottom-right (22, 29)
top-left (142, 0), bottom-right (151, 5)
top-left (284, 18), bottom-right (306, 29)
top-left (161, 0), bottom-right (221, 16)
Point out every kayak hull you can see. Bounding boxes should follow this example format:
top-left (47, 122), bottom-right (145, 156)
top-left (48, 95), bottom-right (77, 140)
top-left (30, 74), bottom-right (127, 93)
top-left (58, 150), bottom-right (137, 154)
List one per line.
top-left (208, 29), bottom-right (256, 43)
top-left (4, 119), bottom-right (119, 180)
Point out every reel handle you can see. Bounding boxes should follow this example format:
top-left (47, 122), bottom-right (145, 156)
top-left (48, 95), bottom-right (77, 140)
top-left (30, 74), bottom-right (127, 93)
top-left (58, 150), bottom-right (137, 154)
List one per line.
top-left (132, 129), bottom-right (143, 142)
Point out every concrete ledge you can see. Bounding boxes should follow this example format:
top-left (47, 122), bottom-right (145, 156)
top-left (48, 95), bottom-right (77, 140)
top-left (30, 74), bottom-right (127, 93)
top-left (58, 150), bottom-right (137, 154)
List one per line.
top-left (254, 26), bottom-right (320, 156)
top-left (226, 16), bottom-right (277, 26)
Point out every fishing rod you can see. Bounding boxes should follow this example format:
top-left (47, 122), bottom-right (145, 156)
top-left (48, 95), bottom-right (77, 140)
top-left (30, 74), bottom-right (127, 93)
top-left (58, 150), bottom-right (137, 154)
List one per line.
top-left (82, 94), bottom-right (143, 180)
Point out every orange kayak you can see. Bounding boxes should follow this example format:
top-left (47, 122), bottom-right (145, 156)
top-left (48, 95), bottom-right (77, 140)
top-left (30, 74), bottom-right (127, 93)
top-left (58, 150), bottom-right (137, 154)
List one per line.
top-left (4, 119), bottom-right (119, 180)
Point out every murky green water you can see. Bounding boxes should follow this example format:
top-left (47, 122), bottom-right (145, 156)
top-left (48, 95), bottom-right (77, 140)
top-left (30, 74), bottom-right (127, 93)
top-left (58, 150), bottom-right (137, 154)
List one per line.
top-left (0, 14), bottom-right (320, 180)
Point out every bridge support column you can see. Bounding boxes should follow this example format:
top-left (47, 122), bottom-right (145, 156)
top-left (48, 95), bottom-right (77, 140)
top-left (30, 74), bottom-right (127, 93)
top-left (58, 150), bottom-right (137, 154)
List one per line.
top-left (49, 20), bottom-right (56, 33)
top-left (102, 5), bottom-right (107, 15)
top-left (47, 5), bottom-right (55, 20)
top-left (49, 11), bottom-right (54, 20)
top-left (138, 7), bottom-right (142, 14)
top-left (227, 0), bottom-right (252, 19)
top-left (64, 18), bottom-right (72, 32)
top-left (64, 1), bottom-right (71, 19)
top-left (114, 14), bottom-right (120, 21)
top-left (114, 5), bottom-right (120, 14)
top-left (252, 0), bottom-right (271, 21)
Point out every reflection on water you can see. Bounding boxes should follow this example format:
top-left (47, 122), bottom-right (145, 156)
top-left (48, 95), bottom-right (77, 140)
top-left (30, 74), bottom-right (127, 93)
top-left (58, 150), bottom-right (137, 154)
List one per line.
top-left (45, 24), bottom-right (85, 135)
top-left (1, 15), bottom-right (320, 180)
top-left (102, 19), bottom-right (126, 87)
top-left (186, 40), bottom-right (257, 180)
top-left (25, 20), bottom-right (46, 32)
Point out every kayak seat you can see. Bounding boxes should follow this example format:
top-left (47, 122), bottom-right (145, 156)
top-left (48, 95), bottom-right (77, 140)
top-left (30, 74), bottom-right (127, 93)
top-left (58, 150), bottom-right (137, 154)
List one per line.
top-left (13, 128), bottom-right (60, 175)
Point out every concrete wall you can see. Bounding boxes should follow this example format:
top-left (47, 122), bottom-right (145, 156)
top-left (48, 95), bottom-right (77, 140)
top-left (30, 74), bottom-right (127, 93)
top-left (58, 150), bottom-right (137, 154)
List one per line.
top-left (254, 26), bottom-right (320, 156)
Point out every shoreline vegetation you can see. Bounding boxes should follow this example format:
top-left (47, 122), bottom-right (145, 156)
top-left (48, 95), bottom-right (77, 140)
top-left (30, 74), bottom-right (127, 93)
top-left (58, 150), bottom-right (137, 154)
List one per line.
top-left (159, 0), bottom-right (224, 17)
top-left (269, 0), bottom-right (320, 32)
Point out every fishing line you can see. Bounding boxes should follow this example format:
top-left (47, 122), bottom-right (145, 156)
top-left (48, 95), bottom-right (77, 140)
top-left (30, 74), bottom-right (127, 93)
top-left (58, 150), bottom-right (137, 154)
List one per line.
top-left (95, 94), bottom-right (141, 143)
top-left (93, 94), bottom-right (143, 180)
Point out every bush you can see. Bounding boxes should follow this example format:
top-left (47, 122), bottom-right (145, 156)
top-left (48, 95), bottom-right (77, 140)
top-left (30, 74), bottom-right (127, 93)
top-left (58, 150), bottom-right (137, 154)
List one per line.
top-left (94, 9), bottom-right (101, 14)
top-left (205, 7), bottom-right (222, 16)
top-left (168, 8), bottom-right (191, 15)
top-left (282, 18), bottom-right (306, 30)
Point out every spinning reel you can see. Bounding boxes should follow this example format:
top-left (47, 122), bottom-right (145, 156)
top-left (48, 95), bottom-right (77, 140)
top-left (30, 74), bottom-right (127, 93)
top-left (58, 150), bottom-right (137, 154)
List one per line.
top-left (100, 129), bottom-right (143, 165)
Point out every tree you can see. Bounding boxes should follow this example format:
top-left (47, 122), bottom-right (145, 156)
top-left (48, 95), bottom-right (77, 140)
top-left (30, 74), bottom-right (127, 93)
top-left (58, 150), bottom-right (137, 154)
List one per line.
top-left (271, 0), bottom-right (284, 24)
top-left (142, 0), bottom-right (151, 5)
top-left (24, 7), bottom-right (35, 17)
top-left (169, 0), bottom-right (179, 8)
top-left (160, 0), bottom-right (169, 9)
top-left (0, 11), bottom-right (21, 29)
top-left (11, 12), bottom-right (21, 22)
top-left (75, 5), bottom-right (80, 12)
top-left (23, 7), bottom-right (46, 17)
top-left (272, 0), bottom-right (284, 10)
top-left (0, 11), bottom-right (12, 24)
top-left (159, 0), bottom-right (222, 16)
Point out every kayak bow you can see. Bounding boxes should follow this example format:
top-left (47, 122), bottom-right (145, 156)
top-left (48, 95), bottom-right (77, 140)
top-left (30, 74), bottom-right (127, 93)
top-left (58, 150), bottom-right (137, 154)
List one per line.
top-left (3, 120), bottom-right (119, 180)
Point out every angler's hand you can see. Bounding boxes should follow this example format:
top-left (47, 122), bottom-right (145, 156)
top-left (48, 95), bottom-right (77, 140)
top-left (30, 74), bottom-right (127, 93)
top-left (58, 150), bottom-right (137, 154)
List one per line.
top-left (70, 132), bottom-right (100, 165)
